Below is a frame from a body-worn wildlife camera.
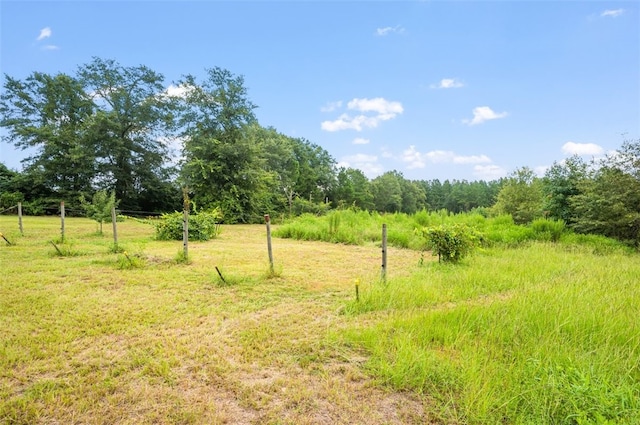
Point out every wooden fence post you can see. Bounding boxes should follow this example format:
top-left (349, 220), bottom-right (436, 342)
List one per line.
top-left (18, 202), bottom-right (23, 235)
top-left (182, 188), bottom-right (190, 261)
top-left (183, 208), bottom-right (189, 260)
top-left (265, 214), bottom-right (274, 274)
top-left (381, 223), bottom-right (387, 282)
top-left (60, 201), bottom-right (65, 242)
top-left (111, 206), bottom-right (118, 249)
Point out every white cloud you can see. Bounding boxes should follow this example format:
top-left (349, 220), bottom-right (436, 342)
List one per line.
top-left (534, 165), bottom-right (549, 177)
top-left (41, 45), bottom-right (59, 51)
top-left (164, 84), bottom-right (194, 98)
top-left (400, 146), bottom-right (492, 169)
top-left (320, 101), bottom-right (342, 112)
top-left (353, 137), bottom-right (370, 145)
top-left (321, 97), bottom-right (404, 132)
top-left (473, 165), bottom-right (507, 180)
top-left (321, 114), bottom-right (380, 132)
top-left (338, 154), bottom-right (384, 178)
top-left (430, 78), bottom-right (464, 89)
top-left (452, 154), bottom-right (492, 164)
top-left (37, 27), bottom-right (52, 41)
top-left (463, 106), bottom-right (508, 126)
top-left (348, 97), bottom-right (403, 115)
top-left (601, 9), bottom-right (624, 17)
top-left (376, 25), bottom-right (405, 36)
top-left (561, 142), bottom-right (604, 156)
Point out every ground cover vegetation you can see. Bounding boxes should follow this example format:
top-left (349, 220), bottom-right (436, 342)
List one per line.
top-left (0, 214), bottom-right (638, 424)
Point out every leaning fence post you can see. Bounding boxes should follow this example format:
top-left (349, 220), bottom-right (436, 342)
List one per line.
top-left (18, 202), bottom-right (23, 235)
top-left (381, 223), bottom-right (387, 282)
top-left (265, 214), bottom-right (274, 274)
top-left (60, 201), bottom-right (65, 242)
top-left (111, 206), bottom-right (118, 249)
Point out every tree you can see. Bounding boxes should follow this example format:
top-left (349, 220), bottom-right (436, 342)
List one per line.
top-left (79, 190), bottom-right (118, 234)
top-left (248, 125), bottom-right (300, 216)
top-left (332, 167), bottom-right (374, 210)
top-left (78, 57), bottom-right (179, 213)
top-left (371, 171), bottom-right (404, 213)
top-left (1, 72), bottom-right (96, 203)
top-left (492, 167), bottom-right (543, 224)
top-left (291, 138), bottom-right (336, 204)
top-left (541, 155), bottom-right (588, 225)
top-left (613, 138), bottom-right (640, 180)
top-left (571, 165), bottom-right (640, 246)
top-left (179, 67), bottom-right (260, 223)
top-left (400, 179), bottom-right (426, 214)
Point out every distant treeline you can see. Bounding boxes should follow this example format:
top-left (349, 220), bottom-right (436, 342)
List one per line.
top-left (1, 58), bottom-right (639, 246)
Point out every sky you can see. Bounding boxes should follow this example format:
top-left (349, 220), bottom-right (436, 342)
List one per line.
top-left (1, 0), bottom-right (639, 182)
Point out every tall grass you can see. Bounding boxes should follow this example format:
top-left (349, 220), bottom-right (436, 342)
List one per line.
top-left (340, 243), bottom-right (640, 423)
top-left (275, 210), bottom-right (634, 258)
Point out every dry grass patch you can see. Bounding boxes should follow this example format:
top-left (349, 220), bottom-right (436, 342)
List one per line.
top-left (1, 216), bottom-right (433, 425)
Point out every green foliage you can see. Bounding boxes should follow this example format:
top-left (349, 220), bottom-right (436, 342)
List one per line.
top-left (0, 191), bottom-right (23, 211)
top-left (154, 209), bottom-right (222, 241)
top-left (292, 198), bottom-right (331, 216)
top-left (492, 167), bottom-right (544, 224)
top-left (570, 166), bottom-right (640, 247)
top-left (79, 190), bottom-right (118, 234)
top-left (418, 224), bottom-right (480, 263)
top-left (530, 218), bottom-right (565, 242)
top-left (371, 171), bottom-right (404, 213)
top-left (542, 155), bottom-right (588, 225)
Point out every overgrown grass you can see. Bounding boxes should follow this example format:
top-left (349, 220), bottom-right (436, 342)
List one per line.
top-left (1, 214), bottom-right (638, 424)
top-left (275, 210), bottom-right (634, 256)
top-left (340, 243), bottom-right (640, 423)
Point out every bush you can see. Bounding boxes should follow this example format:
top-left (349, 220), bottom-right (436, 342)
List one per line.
top-left (418, 224), bottom-right (481, 263)
top-left (155, 208), bottom-right (222, 241)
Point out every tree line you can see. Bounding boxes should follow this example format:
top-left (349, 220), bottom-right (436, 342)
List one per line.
top-left (1, 58), bottom-right (639, 245)
top-left (0, 58), bottom-right (501, 218)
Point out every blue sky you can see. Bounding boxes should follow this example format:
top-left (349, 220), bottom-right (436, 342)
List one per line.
top-left (1, 0), bottom-right (638, 182)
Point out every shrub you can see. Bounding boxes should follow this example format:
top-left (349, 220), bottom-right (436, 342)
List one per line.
top-left (155, 208), bottom-right (222, 241)
top-left (418, 224), bottom-right (481, 263)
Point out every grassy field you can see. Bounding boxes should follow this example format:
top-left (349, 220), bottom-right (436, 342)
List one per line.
top-left (1, 215), bottom-right (638, 424)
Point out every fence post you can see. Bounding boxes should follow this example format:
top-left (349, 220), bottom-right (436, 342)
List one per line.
top-left (111, 206), bottom-right (118, 249)
top-left (183, 208), bottom-right (189, 261)
top-left (182, 188), bottom-right (189, 261)
top-left (381, 223), bottom-right (387, 282)
top-left (18, 202), bottom-right (23, 235)
top-left (265, 214), bottom-right (274, 274)
top-left (60, 201), bottom-right (65, 242)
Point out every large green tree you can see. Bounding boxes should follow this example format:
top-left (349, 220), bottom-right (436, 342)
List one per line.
top-left (178, 67), bottom-right (260, 223)
top-left (291, 138), bottom-right (336, 204)
top-left (571, 165), bottom-right (640, 245)
top-left (1, 72), bottom-right (96, 204)
top-left (541, 155), bottom-right (588, 225)
top-left (78, 57), bottom-right (180, 213)
top-left (371, 171), bottom-right (404, 213)
top-left (332, 167), bottom-right (374, 210)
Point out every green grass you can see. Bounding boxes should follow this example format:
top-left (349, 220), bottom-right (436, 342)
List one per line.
top-left (340, 244), bottom-right (640, 424)
top-left (1, 214), bottom-right (638, 424)
top-left (275, 210), bottom-right (634, 255)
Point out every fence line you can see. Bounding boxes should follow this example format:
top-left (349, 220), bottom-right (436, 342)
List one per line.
top-left (0, 205), bottom-right (18, 214)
